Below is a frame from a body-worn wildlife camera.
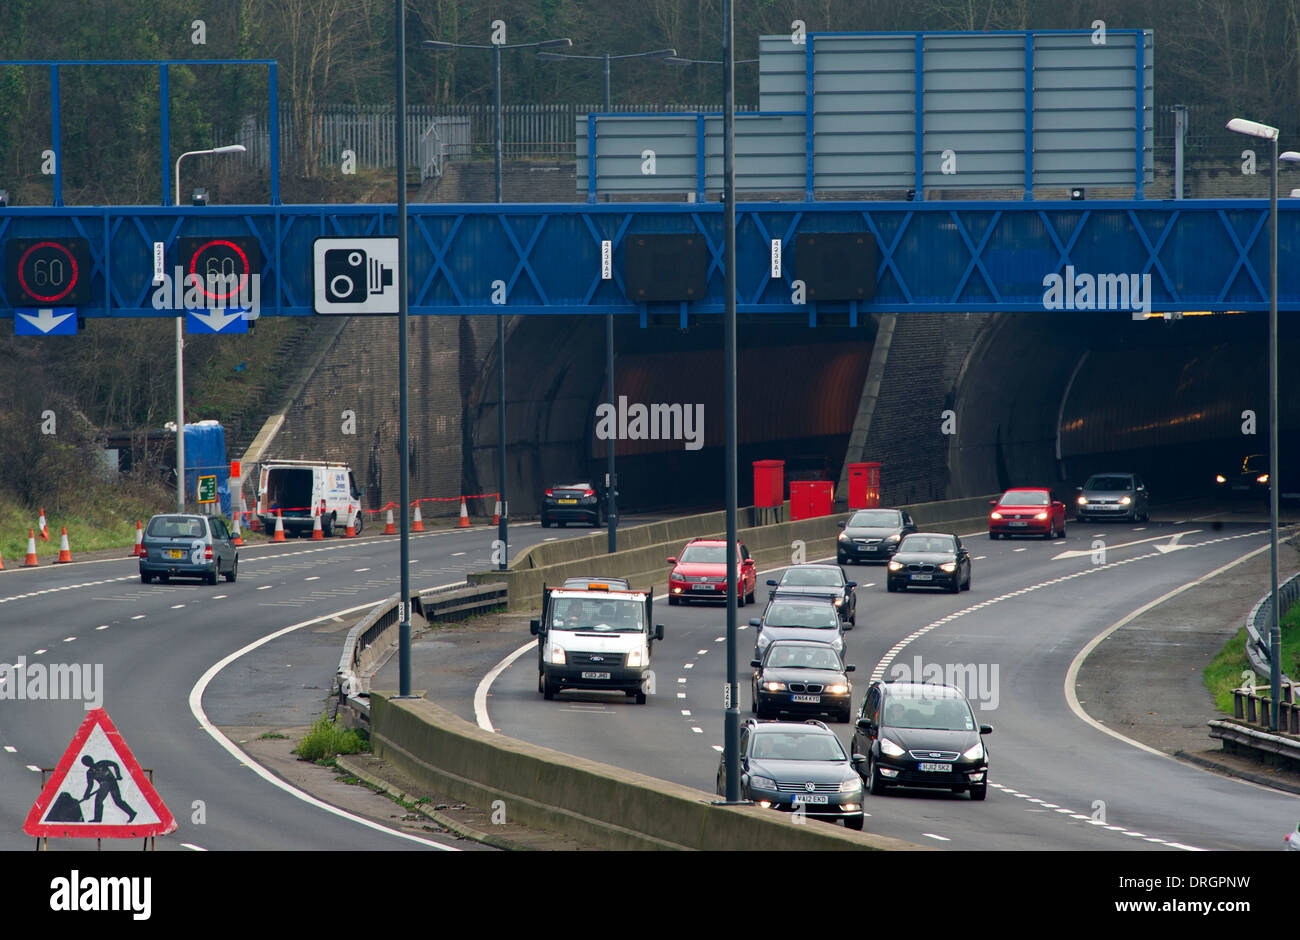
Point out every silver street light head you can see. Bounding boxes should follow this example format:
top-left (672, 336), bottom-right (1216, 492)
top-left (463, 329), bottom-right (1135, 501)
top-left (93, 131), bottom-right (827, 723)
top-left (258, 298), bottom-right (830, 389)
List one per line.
top-left (1280, 151), bottom-right (1300, 163)
top-left (537, 38), bottom-right (573, 49)
top-left (1226, 117), bottom-right (1279, 140)
top-left (212, 144), bottom-right (247, 155)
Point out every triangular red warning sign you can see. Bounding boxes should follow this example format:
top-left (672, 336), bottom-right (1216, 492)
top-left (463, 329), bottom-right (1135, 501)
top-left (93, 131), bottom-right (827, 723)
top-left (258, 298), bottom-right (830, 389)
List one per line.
top-left (23, 708), bottom-right (177, 839)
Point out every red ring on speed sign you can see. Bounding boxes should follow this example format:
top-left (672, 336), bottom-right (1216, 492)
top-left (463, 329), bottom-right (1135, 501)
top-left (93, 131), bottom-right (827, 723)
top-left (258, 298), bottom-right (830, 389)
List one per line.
top-left (187, 239), bottom-right (250, 303)
top-left (17, 241), bottom-right (79, 303)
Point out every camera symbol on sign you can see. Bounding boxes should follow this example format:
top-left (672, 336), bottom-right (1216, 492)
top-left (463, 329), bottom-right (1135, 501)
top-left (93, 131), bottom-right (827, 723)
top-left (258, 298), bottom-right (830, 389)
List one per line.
top-left (324, 249), bottom-right (394, 303)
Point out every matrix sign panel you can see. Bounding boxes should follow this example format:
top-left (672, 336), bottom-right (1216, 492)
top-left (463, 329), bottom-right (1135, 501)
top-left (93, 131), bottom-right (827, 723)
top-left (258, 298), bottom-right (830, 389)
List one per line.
top-left (178, 236), bottom-right (262, 307)
top-left (6, 238), bottom-right (92, 306)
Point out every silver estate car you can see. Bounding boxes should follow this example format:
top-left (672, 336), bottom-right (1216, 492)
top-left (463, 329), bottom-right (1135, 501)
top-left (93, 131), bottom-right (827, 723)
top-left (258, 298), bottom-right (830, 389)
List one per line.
top-left (1075, 473), bottom-right (1149, 522)
top-left (139, 514), bottom-right (238, 584)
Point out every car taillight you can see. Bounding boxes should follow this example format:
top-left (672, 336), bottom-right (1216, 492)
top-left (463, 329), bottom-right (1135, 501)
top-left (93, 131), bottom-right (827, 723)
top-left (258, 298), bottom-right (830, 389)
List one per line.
top-left (204, 546), bottom-right (213, 560)
top-left (583, 488), bottom-right (595, 497)
top-left (545, 488), bottom-right (553, 496)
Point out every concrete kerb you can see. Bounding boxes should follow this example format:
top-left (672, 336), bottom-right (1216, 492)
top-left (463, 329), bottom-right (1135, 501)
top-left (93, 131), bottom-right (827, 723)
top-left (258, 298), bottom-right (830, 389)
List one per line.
top-left (369, 692), bottom-right (926, 851)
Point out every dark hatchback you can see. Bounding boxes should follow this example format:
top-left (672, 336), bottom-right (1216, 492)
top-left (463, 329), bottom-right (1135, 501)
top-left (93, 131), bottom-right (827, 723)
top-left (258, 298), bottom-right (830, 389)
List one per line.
top-left (837, 508), bottom-right (917, 564)
top-left (718, 719), bottom-right (866, 829)
top-left (139, 513), bottom-right (238, 585)
top-left (765, 564), bottom-right (857, 626)
top-left (886, 532), bottom-right (972, 593)
top-left (540, 481), bottom-right (606, 527)
top-left (751, 597), bottom-right (846, 661)
top-left (751, 640), bottom-right (855, 723)
top-left (851, 681), bottom-right (992, 800)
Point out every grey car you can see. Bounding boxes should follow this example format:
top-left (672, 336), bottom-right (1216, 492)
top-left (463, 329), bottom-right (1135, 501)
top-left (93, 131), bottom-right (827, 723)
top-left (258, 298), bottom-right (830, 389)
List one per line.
top-left (1075, 473), bottom-right (1149, 522)
top-left (139, 513), bottom-right (239, 584)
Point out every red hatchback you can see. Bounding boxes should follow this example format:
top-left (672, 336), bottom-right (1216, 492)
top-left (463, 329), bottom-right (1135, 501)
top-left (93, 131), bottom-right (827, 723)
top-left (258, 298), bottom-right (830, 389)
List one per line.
top-left (667, 539), bottom-right (757, 606)
top-left (988, 488), bottom-right (1066, 540)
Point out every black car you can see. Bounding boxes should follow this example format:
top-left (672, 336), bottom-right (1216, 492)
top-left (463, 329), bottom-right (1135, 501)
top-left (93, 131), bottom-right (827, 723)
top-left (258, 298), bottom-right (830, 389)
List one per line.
top-left (751, 640), bottom-right (855, 723)
top-left (886, 532), bottom-right (972, 593)
top-left (139, 513), bottom-right (238, 585)
top-left (765, 564), bottom-right (857, 626)
top-left (851, 681), bottom-right (992, 800)
top-left (717, 718), bottom-right (866, 829)
top-left (751, 597), bottom-right (846, 662)
top-left (837, 508), bottom-right (917, 564)
top-left (540, 481), bottom-right (606, 527)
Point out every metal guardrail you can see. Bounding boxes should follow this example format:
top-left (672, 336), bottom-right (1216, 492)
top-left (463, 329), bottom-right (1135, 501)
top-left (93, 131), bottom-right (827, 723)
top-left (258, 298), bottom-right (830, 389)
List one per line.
top-left (1244, 570), bottom-right (1300, 680)
top-left (419, 582), bottom-right (507, 623)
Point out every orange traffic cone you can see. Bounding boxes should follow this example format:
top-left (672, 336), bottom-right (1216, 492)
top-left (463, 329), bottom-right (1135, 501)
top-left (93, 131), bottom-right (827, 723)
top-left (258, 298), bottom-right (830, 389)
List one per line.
top-left (273, 509), bottom-right (286, 542)
top-left (38, 508), bottom-right (49, 541)
top-left (231, 513), bottom-right (244, 546)
top-left (0, 547), bottom-right (5, 570)
top-left (457, 497), bottom-right (471, 528)
top-left (311, 506), bottom-right (324, 540)
top-left (412, 503), bottom-right (424, 532)
top-left (493, 498), bottom-right (501, 525)
top-left (131, 520), bottom-right (145, 557)
top-left (22, 530), bottom-right (38, 566)
top-left (383, 508), bottom-right (396, 535)
top-left (345, 505), bottom-right (356, 538)
top-left (54, 527), bottom-right (72, 563)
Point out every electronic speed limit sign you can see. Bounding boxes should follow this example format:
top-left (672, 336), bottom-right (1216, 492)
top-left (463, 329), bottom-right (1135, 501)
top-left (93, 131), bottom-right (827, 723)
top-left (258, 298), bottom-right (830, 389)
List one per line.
top-left (178, 236), bottom-right (262, 307)
top-left (6, 238), bottom-right (93, 306)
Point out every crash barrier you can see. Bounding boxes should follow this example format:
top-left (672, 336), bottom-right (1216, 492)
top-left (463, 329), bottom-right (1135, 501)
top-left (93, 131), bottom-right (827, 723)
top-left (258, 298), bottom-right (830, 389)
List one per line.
top-left (369, 691), bottom-right (923, 851)
top-left (1244, 570), bottom-right (1300, 683)
top-left (1208, 719), bottom-right (1300, 774)
top-left (469, 494), bottom-right (998, 608)
top-left (335, 582), bottom-right (509, 697)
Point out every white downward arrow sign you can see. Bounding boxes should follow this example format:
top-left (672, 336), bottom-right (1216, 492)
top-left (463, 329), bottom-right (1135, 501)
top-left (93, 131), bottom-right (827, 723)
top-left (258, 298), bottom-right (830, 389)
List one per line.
top-left (189, 308), bottom-right (245, 332)
top-left (1052, 529), bottom-right (1201, 561)
top-left (18, 308), bottom-right (75, 333)
top-left (1155, 530), bottom-right (1197, 553)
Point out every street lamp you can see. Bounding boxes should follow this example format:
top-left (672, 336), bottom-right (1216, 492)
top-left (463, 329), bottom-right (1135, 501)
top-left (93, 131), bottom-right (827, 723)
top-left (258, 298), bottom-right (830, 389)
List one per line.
top-left (172, 143), bottom-right (247, 513)
top-left (1227, 116), bottom-right (1286, 731)
top-left (537, 47), bottom-right (677, 552)
top-left (663, 56), bottom-right (758, 66)
top-left (424, 35), bottom-right (571, 569)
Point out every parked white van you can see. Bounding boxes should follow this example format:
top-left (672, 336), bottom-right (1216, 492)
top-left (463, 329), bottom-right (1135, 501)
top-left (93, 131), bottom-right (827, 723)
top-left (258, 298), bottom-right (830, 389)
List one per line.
top-left (256, 458), bottom-right (364, 537)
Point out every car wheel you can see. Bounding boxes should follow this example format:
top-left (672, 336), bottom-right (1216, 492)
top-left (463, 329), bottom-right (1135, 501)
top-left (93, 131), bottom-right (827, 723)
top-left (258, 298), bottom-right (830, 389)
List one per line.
top-left (668, 595), bottom-right (680, 606)
top-left (868, 757), bottom-right (888, 795)
top-left (538, 671), bottom-right (544, 694)
top-left (558, 521), bottom-right (566, 528)
top-left (225, 558), bottom-right (238, 583)
top-left (158, 573), bottom-right (170, 584)
top-left (634, 688), bottom-right (647, 705)
top-left (970, 784), bottom-right (987, 801)
top-left (746, 586), bottom-right (756, 605)
top-left (140, 572), bottom-right (152, 584)
top-left (737, 588), bottom-right (746, 608)
top-left (540, 516), bottom-right (551, 528)
top-left (838, 707), bottom-right (852, 724)
top-left (543, 681), bottom-right (557, 701)
top-left (845, 815), bottom-right (865, 831)
top-left (207, 566), bottom-right (219, 586)
top-left (886, 581), bottom-right (898, 593)
top-left (1059, 521), bottom-right (1066, 537)
top-left (989, 531), bottom-right (999, 540)
top-left (838, 554), bottom-right (848, 565)
top-left (962, 570), bottom-right (971, 591)
top-left (323, 514), bottom-right (336, 538)
top-left (354, 511), bottom-right (364, 536)
top-left (948, 575), bottom-right (960, 594)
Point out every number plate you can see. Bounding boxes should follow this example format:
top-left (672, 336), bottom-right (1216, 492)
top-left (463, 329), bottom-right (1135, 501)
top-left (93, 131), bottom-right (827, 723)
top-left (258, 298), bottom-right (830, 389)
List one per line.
top-left (580, 671), bottom-right (610, 680)
top-left (1009, 521), bottom-right (1028, 527)
top-left (167, 549), bottom-right (184, 559)
top-left (792, 793), bottom-right (829, 804)
top-left (693, 583), bottom-right (717, 590)
top-left (910, 574), bottom-right (932, 581)
top-left (791, 694), bottom-right (820, 703)
top-left (558, 498), bottom-right (578, 504)
top-left (918, 762), bottom-right (952, 773)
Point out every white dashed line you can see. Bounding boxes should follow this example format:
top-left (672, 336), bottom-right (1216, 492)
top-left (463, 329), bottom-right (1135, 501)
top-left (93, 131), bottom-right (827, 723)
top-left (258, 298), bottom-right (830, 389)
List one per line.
top-left (3, 746), bottom-right (16, 753)
top-left (677, 692), bottom-right (686, 699)
top-left (211, 595), bottom-right (227, 600)
top-left (712, 745), bottom-right (723, 752)
top-left (677, 677), bottom-right (687, 683)
top-left (681, 710), bottom-right (691, 716)
top-left (684, 663), bottom-right (694, 670)
top-left (180, 843), bottom-right (207, 851)
top-left (131, 614), bottom-right (145, 620)
top-left (923, 833), bottom-right (950, 842)
top-left (1012, 548), bottom-right (1028, 552)
top-left (63, 636), bottom-right (77, 641)
top-left (451, 552), bottom-right (465, 557)
top-left (95, 625), bottom-right (109, 630)
top-left (305, 576), bottom-right (320, 582)
top-left (26, 765), bottom-right (40, 772)
top-left (691, 727), bottom-right (703, 734)
top-left (258, 585), bottom-right (272, 591)
top-left (715, 637), bottom-right (725, 642)
top-left (354, 568), bottom-right (370, 573)
top-left (697, 649), bottom-right (708, 655)
top-left (33, 649), bottom-right (46, 655)
top-left (171, 604), bottom-right (185, 609)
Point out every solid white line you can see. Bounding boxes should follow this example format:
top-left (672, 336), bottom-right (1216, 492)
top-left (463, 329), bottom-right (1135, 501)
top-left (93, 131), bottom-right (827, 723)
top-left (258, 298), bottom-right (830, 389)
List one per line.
top-left (188, 600), bottom-right (459, 851)
top-left (473, 639), bottom-right (538, 733)
top-left (923, 833), bottom-right (950, 841)
top-left (180, 842), bottom-right (207, 851)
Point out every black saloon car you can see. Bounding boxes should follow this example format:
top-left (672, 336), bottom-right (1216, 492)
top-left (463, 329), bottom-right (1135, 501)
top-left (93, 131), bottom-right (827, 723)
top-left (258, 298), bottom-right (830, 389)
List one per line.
top-left (837, 508), bottom-right (917, 564)
top-left (751, 640), bottom-right (855, 723)
top-left (851, 681), bottom-right (992, 800)
top-left (765, 564), bottom-right (857, 626)
top-left (886, 532), bottom-right (972, 593)
top-left (540, 481), bottom-right (606, 527)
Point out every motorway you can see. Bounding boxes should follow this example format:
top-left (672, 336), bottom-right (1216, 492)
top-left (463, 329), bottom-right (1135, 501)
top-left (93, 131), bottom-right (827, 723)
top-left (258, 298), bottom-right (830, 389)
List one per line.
top-left (0, 518), bottom-right (631, 851)
top-left (480, 515), bottom-right (1300, 851)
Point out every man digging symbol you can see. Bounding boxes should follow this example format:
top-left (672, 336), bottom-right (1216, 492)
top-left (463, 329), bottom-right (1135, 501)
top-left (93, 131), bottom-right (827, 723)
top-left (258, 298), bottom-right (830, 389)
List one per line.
top-left (80, 755), bottom-right (136, 823)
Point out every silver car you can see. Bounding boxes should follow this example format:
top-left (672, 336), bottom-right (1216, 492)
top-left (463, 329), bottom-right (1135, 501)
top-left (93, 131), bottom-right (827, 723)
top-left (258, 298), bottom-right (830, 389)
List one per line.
top-left (1075, 473), bottom-right (1149, 522)
top-left (139, 514), bottom-right (239, 584)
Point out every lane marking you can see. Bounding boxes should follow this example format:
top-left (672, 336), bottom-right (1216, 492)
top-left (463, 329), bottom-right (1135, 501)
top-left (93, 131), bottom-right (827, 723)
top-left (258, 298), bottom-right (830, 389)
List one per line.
top-left (180, 843), bottom-right (207, 851)
top-left (33, 649), bottom-right (46, 655)
top-left (3, 745), bottom-right (16, 753)
top-left (26, 765), bottom-right (40, 772)
top-left (923, 833), bottom-right (950, 842)
top-left (189, 600), bottom-right (459, 851)
top-left (474, 639), bottom-right (538, 733)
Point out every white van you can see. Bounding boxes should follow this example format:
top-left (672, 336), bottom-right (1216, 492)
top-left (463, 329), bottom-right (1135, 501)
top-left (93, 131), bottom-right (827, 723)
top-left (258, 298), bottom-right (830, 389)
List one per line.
top-left (256, 459), bottom-right (364, 537)
top-left (530, 582), bottom-right (664, 703)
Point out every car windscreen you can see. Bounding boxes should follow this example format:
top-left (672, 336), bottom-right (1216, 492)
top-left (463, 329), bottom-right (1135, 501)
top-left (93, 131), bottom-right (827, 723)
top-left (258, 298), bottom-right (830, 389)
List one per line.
top-left (752, 731), bottom-right (847, 761)
top-left (550, 597), bottom-right (644, 632)
top-left (883, 696), bottom-right (976, 731)
top-left (898, 535), bottom-right (955, 554)
top-left (849, 510), bottom-right (901, 528)
top-left (767, 645), bottom-right (842, 670)
top-left (780, 568), bottom-right (843, 587)
top-left (764, 603), bottom-right (839, 629)
top-left (146, 516), bottom-right (206, 539)
top-left (1086, 476), bottom-right (1133, 491)
top-left (679, 545), bottom-right (726, 564)
top-left (1000, 491), bottom-right (1049, 506)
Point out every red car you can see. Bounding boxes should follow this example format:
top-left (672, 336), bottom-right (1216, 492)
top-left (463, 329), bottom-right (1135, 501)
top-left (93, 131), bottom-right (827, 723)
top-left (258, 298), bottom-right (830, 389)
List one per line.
top-left (667, 539), bottom-right (757, 606)
top-left (988, 488), bottom-right (1067, 540)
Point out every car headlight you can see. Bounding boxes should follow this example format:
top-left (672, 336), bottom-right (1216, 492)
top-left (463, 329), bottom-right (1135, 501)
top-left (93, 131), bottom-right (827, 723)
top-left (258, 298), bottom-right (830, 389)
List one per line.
top-left (1034, 511), bottom-right (1048, 520)
top-left (838, 531), bottom-right (850, 541)
top-left (1119, 496), bottom-right (1131, 505)
top-left (886, 533), bottom-right (901, 542)
top-left (831, 636), bottom-right (843, 651)
top-left (756, 634), bottom-right (771, 650)
top-left (879, 738), bottom-right (905, 757)
top-left (963, 741), bottom-right (984, 761)
top-left (762, 680), bottom-right (786, 692)
top-left (1077, 496), bottom-right (1088, 506)
top-left (550, 646), bottom-right (567, 665)
top-left (749, 774), bottom-right (777, 791)
top-left (1258, 474), bottom-right (1269, 484)
top-left (940, 562), bottom-right (956, 573)
top-left (626, 649), bottom-right (644, 668)
top-left (833, 596), bottom-right (844, 606)
top-left (839, 777), bottom-right (863, 792)
top-left (888, 560), bottom-right (903, 571)
top-left (825, 683), bottom-right (849, 695)
top-left (990, 511), bottom-right (1002, 520)
top-left (1215, 474), bottom-right (1226, 484)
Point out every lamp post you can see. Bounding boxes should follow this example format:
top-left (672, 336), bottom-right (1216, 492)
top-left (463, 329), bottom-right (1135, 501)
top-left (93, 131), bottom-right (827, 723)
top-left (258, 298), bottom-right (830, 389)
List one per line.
top-left (537, 47), bottom-right (677, 552)
top-left (1227, 117), bottom-right (1288, 730)
top-left (662, 56), bottom-right (758, 67)
top-left (424, 35), bottom-right (572, 569)
top-left (172, 144), bottom-right (246, 513)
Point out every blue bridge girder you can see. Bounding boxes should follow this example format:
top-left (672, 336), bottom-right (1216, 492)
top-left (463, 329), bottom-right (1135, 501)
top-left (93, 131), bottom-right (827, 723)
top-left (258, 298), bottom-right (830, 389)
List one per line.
top-left (1, 199), bottom-right (1297, 323)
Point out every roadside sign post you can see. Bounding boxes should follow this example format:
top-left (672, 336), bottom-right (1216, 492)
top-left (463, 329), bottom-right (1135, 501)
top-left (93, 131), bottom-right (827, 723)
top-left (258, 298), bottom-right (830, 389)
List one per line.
top-left (197, 474), bottom-right (217, 505)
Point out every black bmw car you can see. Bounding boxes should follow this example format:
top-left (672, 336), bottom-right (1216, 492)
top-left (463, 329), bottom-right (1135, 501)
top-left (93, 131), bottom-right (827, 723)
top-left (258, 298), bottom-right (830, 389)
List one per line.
top-left (765, 564), bottom-right (857, 626)
top-left (886, 532), bottom-right (972, 593)
top-left (540, 481), bottom-right (606, 527)
top-left (837, 508), bottom-right (917, 564)
top-left (851, 681), bottom-right (992, 800)
top-left (751, 639), bottom-right (856, 723)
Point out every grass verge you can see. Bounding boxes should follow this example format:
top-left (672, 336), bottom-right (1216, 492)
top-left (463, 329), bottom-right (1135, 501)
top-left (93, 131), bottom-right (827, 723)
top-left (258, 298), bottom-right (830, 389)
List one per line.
top-left (1205, 602), bottom-right (1300, 715)
top-left (294, 711), bottom-right (369, 761)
